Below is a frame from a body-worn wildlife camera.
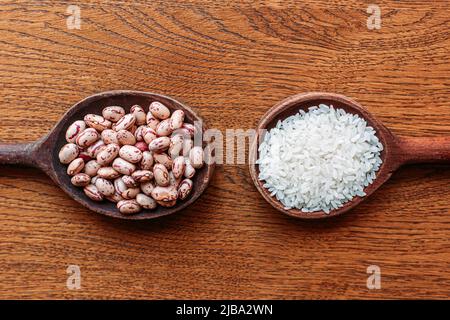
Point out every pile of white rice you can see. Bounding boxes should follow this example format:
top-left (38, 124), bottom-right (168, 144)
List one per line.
top-left (256, 104), bottom-right (383, 214)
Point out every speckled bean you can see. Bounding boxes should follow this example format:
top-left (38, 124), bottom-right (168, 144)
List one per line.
top-left (112, 157), bottom-right (136, 175)
top-left (66, 120), bottom-right (86, 143)
top-left (114, 177), bottom-right (128, 194)
top-left (143, 127), bottom-right (157, 144)
top-left (132, 170), bottom-right (153, 183)
top-left (122, 175), bottom-right (138, 188)
top-left (136, 193), bottom-right (157, 209)
top-left (91, 175), bottom-right (99, 185)
top-left (84, 160), bottom-right (101, 177)
top-left (119, 145), bottom-right (143, 163)
top-left (134, 125), bottom-right (146, 142)
top-left (102, 106), bottom-right (125, 122)
top-left (169, 171), bottom-right (182, 188)
top-left (135, 141), bottom-right (149, 152)
top-left (59, 143), bottom-right (79, 164)
top-left (86, 139), bottom-right (106, 158)
top-left (168, 141), bottom-right (183, 159)
top-left (170, 110), bottom-right (185, 130)
top-left (116, 129), bottom-right (136, 146)
top-left (178, 178), bottom-right (193, 200)
top-left (114, 113), bottom-right (136, 132)
top-left (121, 187), bottom-right (140, 200)
top-left (97, 167), bottom-right (120, 179)
top-left (182, 123), bottom-right (196, 136)
top-left (153, 164), bottom-right (169, 187)
top-left (67, 158), bottom-right (85, 176)
top-left (149, 137), bottom-right (170, 153)
top-left (84, 184), bottom-right (103, 201)
top-left (95, 178), bottom-right (115, 196)
top-left (140, 181), bottom-right (155, 196)
top-left (149, 101), bottom-right (170, 120)
top-left (156, 119), bottom-right (173, 137)
top-left (117, 200), bottom-right (141, 214)
top-left (96, 143), bottom-right (120, 166)
top-left (71, 173), bottom-right (91, 187)
top-left (105, 192), bottom-right (124, 203)
top-left (172, 156), bottom-right (186, 179)
top-left (101, 129), bottom-right (119, 144)
top-left (154, 153), bottom-right (173, 170)
top-left (130, 105), bottom-right (147, 126)
top-left (151, 185), bottom-right (178, 202)
top-left (170, 133), bottom-right (184, 145)
top-left (146, 112), bottom-right (160, 130)
top-left (140, 151), bottom-right (154, 170)
top-left (84, 114), bottom-right (111, 132)
top-left (76, 128), bottom-right (100, 148)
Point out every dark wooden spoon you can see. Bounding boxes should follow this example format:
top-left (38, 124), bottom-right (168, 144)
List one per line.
top-left (0, 90), bottom-right (215, 220)
top-left (249, 92), bottom-right (450, 219)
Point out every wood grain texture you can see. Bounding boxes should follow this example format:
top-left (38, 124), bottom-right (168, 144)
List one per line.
top-left (0, 0), bottom-right (449, 299)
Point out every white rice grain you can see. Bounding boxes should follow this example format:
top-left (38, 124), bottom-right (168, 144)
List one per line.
top-left (256, 104), bottom-right (383, 214)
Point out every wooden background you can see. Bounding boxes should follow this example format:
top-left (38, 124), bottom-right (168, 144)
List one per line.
top-left (0, 0), bottom-right (449, 299)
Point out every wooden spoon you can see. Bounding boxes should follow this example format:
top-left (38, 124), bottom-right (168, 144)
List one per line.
top-left (0, 90), bottom-right (215, 220)
top-left (249, 92), bottom-right (450, 219)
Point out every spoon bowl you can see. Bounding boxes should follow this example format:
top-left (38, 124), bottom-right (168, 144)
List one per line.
top-left (0, 90), bottom-right (215, 220)
top-left (249, 92), bottom-right (450, 219)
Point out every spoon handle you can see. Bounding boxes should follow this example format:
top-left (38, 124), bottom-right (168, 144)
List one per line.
top-left (0, 142), bottom-right (38, 167)
top-left (398, 136), bottom-right (450, 164)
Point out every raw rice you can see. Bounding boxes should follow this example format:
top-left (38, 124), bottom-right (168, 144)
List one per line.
top-left (256, 104), bottom-right (383, 213)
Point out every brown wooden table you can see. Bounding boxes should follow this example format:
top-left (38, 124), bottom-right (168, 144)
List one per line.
top-left (0, 0), bottom-right (449, 299)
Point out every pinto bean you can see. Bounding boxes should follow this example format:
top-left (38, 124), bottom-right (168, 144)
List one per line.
top-left (148, 137), bottom-right (170, 153)
top-left (102, 106), bottom-right (125, 122)
top-left (76, 128), bottom-right (100, 148)
top-left (136, 193), bottom-right (157, 209)
top-left (84, 160), bottom-right (101, 177)
top-left (151, 185), bottom-right (178, 202)
top-left (153, 164), bottom-right (169, 187)
top-left (59, 143), bottom-right (79, 164)
top-left (116, 129), bottom-right (136, 146)
top-left (130, 105), bottom-right (147, 126)
top-left (119, 145), bottom-right (143, 163)
top-left (149, 101), bottom-right (170, 120)
top-left (169, 110), bottom-right (185, 130)
top-left (71, 173), bottom-right (91, 187)
top-left (178, 178), bottom-right (193, 200)
top-left (67, 158), bottom-right (85, 176)
top-left (95, 178), bottom-right (115, 196)
top-left (96, 143), bottom-right (120, 166)
top-left (65, 120), bottom-right (86, 143)
top-left (84, 114), bottom-right (111, 132)
top-left (112, 157), bottom-right (136, 175)
top-left (114, 113), bottom-right (136, 132)
top-left (84, 184), bottom-right (104, 201)
top-left (97, 167), bottom-right (121, 179)
top-left (117, 200), bottom-right (141, 214)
